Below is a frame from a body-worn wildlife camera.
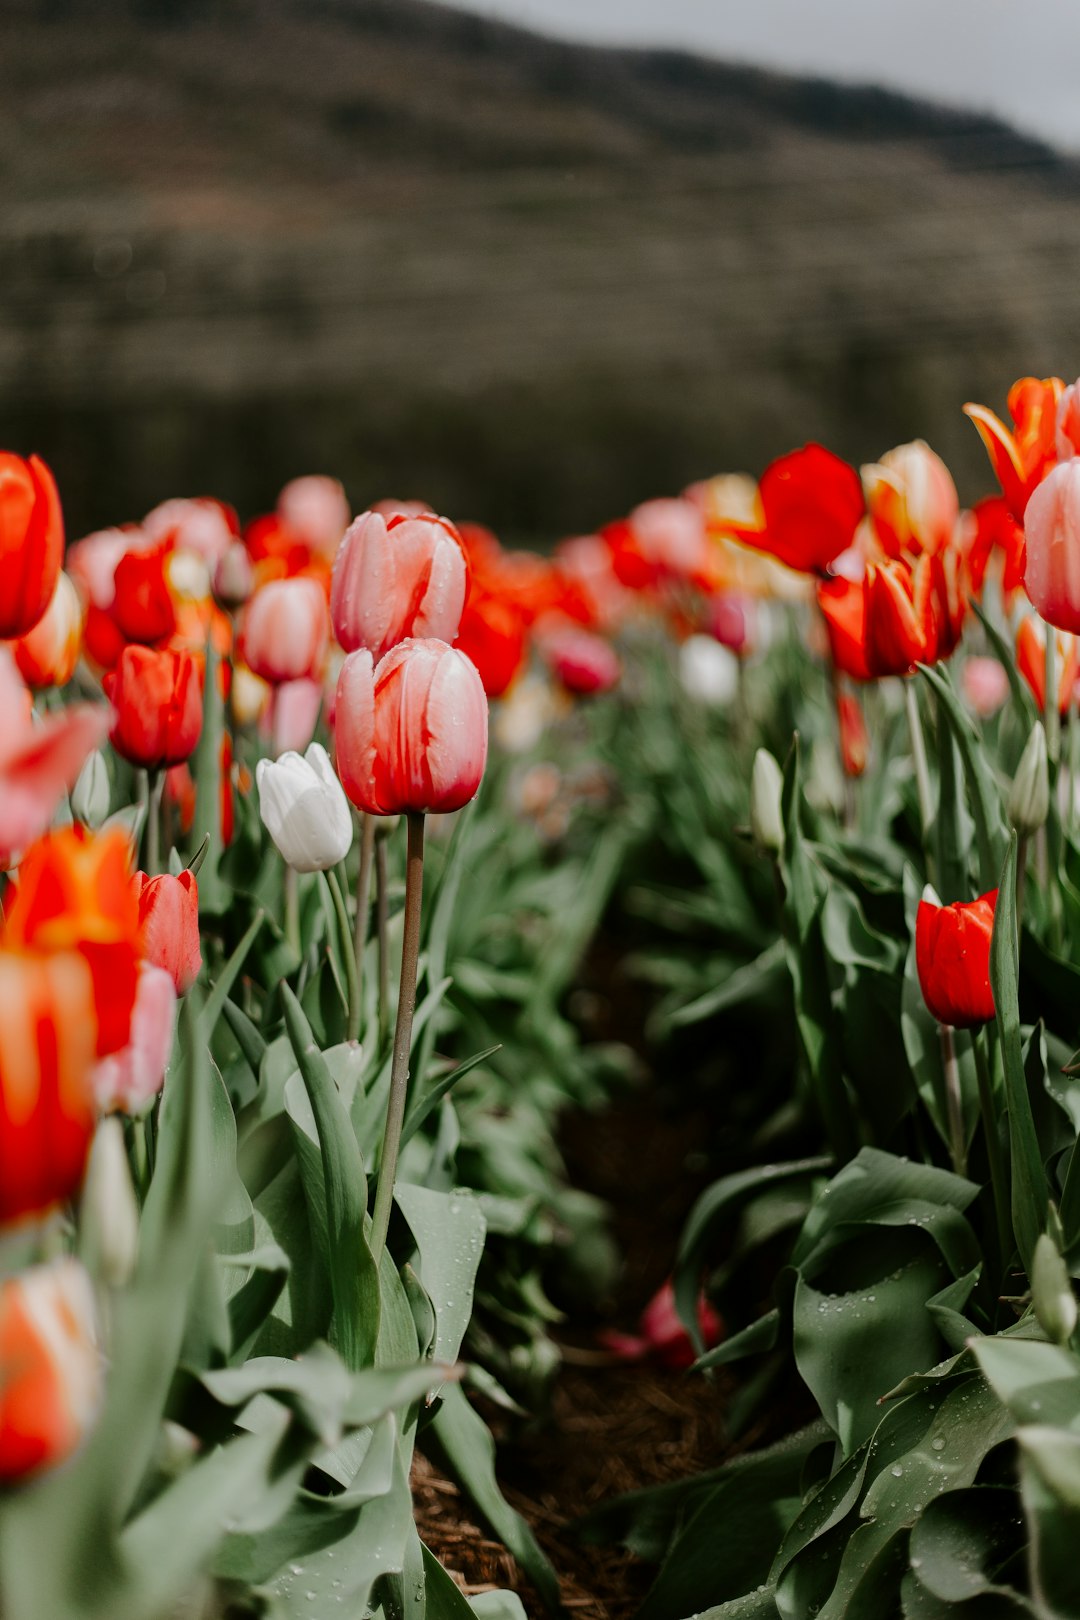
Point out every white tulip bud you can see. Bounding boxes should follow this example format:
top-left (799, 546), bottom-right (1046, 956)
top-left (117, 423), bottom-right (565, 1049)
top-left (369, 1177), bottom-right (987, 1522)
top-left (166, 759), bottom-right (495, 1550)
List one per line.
top-left (1008, 721), bottom-right (1050, 836)
top-left (79, 1117), bottom-right (139, 1289)
top-left (679, 635), bottom-right (739, 707)
top-left (256, 742), bottom-right (354, 873)
top-left (750, 749), bottom-right (784, 855)
top-left (71, 750), bottom-right (110, 828)
top-left (1032, 1231), bottom-right (1078, 1346)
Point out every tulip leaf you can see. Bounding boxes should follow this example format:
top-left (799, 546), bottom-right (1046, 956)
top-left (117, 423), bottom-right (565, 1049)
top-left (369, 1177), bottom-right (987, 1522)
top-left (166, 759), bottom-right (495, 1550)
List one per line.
top-left (991, 832), bottom-right (1050, 1273)
top-left (920, 661), bottom-right (1007, 891)
top-left (971, 599), bottom-right (1040, 727)
top-left (401, 1043), bottom-right (502, 1148)
top-left (394, 1183), bottom-right (486, 1376)
top-left (200, 908), bottom-right (265, 1043)
top-left (189, 630), bottom-right (228, 912)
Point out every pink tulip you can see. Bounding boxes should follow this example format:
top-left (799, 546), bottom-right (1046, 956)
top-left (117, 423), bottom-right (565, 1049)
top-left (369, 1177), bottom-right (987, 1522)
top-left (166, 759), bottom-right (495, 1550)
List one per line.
top-left (239, 577), bottom-right (329, 685)
top-left (1024, 459), bottom-right (1080, 633)
top-left (134, 870), bottom-right (202, 994)
top-left (91, 963), bottom-right (176, 1114)
top-left (265, 677), bottom-right (323, 757)
top-left (1056, 379), bottom-right (1080, 462)
top-left (330, 511), bottom-right (467, 661)
top-left (335, 638), bottom-right (488, 816)
top-left (961, 656), bottom-right (1010, 719)
top-left (0, 657), bottom-right (109, 866)
top-left (627, 497), bottom-right (710, 581)
top-left (538, 625), bottom-right (621, 695)
top-left (862, 440), bottom-right (959, 559)
top-left (278, 475), bottom-right (350, 559)
top-left (142, 497), bottom-right (235, 569)
top-left (600, 1280), bottom-right (723, 1371)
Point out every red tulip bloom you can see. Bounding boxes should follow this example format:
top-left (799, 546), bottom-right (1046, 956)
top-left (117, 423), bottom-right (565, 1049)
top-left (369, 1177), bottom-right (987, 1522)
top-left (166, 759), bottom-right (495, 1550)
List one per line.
top-left (738, 444), bottom-right (864, 574)
top-left (539, 625), bottom-right (621, 695)
top-left (964, 376), bottom-right (1064, 521)
top-left (239, 577), bottom-right (329, 685)
top-left (818, 575), bottom-right (873, 681)
top-left (331, 510), bottom-right (467, 661)
top-left (453, 592), bottom-right (527, 698)
top-left (965, 496), bottom-right (1025, 608)
top-left (837, 692), bottom-right (869, 777)
top-left (601, 1280), bottom-right (723, 1371)
top-left (104, 645), bottom-right (203, 769)
top-left (1016, 617), bottom-right (1078, 716)
top-left (335, 639), bottom-right (488, 816)
top-left (111, 539), bottom-right (177, 644)
top-left (818, 556), bottom-right (954, 681)
top-left (0, 1261), bottom-right (102, 1480)
top-left (134, 869), bottom-right (202, 995)
top-left (915, 889), bottom-right (997, 1029)
top-left (0, 949), bottom-right (99, 1224)
top-left (0, 452), bottom-right (64, 639)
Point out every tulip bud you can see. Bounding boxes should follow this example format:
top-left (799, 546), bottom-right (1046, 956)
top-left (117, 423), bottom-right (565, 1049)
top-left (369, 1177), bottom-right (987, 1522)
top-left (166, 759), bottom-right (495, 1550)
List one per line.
top-left (212, 540), bottom-right (254, 610)
top-left (331, 510), bottom-right (467, 660)
top-left (239, 577), bottom-right (329, 686)
top-left (1032, 1231), bottom-right (1078, 1346)
top-left (1009, 722), bottom-right (1050, 836)
top-left (71, 749), bottom-right (111, 828)
top-left (915, 887), bottom-right (997, 1029)
top-left (750, 749), bottom-right (784, 854)
top-left (256, 742), bottom-right (354, 872)
top-left (79, 1116), bottom-right (139, 1288)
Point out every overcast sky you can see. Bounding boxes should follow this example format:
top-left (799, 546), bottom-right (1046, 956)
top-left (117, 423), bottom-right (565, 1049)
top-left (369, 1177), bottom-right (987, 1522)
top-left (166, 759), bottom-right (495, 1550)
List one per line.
top-left (439, 0), bottom-right (1080, 152)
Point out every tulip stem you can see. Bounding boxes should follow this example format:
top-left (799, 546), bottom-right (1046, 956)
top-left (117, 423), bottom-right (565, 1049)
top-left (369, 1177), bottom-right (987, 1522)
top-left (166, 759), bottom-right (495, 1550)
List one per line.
top-left (939, 1022), bottom-right (967, 1178)
top-left (904, 679), bottom-right (934, 852)
top-left (354, 813), bottom-right (375, 1001)
top-left (144, 769), bottom-right (164, 876)
top-left (370, 811), bottom-right (425, 1266)
top-left (284, 864), bottom-right (300, 957)
top-left (973, 1029), bottom-right (1011, 1280)
top-left (1016, 833), bottom-right (1029, 920)
top-left (376, 826), bottom-right (390, 1052)
top-left (1045, 623), bottom-right (1060, 763)
top-left (328, 865), bottom-right (361, 1045)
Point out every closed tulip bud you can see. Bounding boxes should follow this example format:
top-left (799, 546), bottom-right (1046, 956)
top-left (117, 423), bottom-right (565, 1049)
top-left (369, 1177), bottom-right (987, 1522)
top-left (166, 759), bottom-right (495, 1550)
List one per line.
top-left (278, 474), bottom-right (350, 559)
top-left (91, 962), bottom-right (176, 1115)
top-left (256, 742), bottom-right (354, 872)
top-left (750, 749), bottom-right (784, 854)
top-left (331, 510), bottom-right (467, 661)
top-left (79, 1116), bottom-right (140, 1287)
top-left (134, 869), bottom-right (202, 994)
top-left (239, 577), bottom-right (329, 685)
top-left (1024, 459), bottom-right (1080, 633)
top-left (1032, 1231), bottom-right (1078, 1346)
top-left (915, 887), bottom-right (997, 1029)
top-left (1009, 722), bottom-right (1050, 835)
top-left (212, 540), bottom-right (254, 609)
top-left (335, 639), bottom-right (488, 816)
top-left (0, 1260), bottom-right (102, 1482)
top-left (12, 571), bottom-right (84, 689)
top-left (104, 645), bottom-right (203, 769)
top-left (71, 750), bottom-right (111, 829)
top-left (0, 451), bottom-right (64, 639)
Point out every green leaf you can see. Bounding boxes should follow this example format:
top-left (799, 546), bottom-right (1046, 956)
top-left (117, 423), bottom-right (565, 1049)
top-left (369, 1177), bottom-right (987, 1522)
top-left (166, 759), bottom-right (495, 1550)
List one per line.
top-left (189, 629), bottom-right (227, 911)
top-left (394, 1184), bottom-right (486, 1375)
top-left (200, 909), bottom-right (265, 1043)
top-left (919, 661), bottom-right (1007, 891)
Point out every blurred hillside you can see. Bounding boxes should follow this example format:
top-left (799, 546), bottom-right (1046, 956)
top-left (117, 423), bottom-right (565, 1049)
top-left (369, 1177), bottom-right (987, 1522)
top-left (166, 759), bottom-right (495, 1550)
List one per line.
top-left (3, 0), bottom-right (1080, 540)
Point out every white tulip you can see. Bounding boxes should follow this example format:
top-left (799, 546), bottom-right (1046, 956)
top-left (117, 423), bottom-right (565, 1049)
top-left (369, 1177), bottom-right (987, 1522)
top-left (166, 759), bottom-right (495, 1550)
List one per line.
top-left (679, 635), bottom-right (740, 707)
top-left (256, 743), bottom-right (353, 872)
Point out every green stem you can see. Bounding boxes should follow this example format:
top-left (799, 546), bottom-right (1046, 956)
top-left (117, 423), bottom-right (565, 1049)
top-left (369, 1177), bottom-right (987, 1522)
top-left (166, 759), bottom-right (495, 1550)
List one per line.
top-left (354, 813), bottom-right (375, 1002)
top-left (328, 865), bottom-right (361, 1045)
top-left (1045, 623), bottom-right (1060, 763)
top-left (284, 864), bottom-right (300, 957)
top-left (975, 1028), bottom-right (1012, 1279)
top-left (1016, 832), bottom-right (1029, 922)
top-left (904, 678), bottom-right (934, 853)
top-left (376, 826), bottom-right (391, 1052)
top-left (370, 811), bottom-right (425, 1266)
top-left (144, 768), bottom-right (164, 875)
top-left (940, 1022), bottom-right (967, 1178)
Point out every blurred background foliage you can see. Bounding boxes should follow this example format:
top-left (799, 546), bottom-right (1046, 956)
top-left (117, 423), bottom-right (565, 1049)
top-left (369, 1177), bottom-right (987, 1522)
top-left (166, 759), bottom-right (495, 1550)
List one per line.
top-left (4, 0), bottom-right (1080, 542)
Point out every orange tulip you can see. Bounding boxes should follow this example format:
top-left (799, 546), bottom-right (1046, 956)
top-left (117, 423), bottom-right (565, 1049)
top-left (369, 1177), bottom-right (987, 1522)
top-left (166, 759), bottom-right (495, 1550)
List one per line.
top-left (964, 376), bottom-right (1064, 521)
top-left (0, 949), bottom-right (99, 1224)
top-left (0, 1261), bottom-right (102, 1479)
top-left (0, 452), bottom-right (64, 639)
top-left (862, 440), bottom-right (959, 560)
top-left (12, 572), bottom-right (85, 689)
top-left (1016, 617), bottom-right (1077, 716)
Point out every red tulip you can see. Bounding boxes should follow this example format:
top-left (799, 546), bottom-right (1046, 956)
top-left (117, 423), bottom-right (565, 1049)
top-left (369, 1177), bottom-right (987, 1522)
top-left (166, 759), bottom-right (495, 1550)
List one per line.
top-left (818, 556), bottom-right (953, 681)
top-left (111, 539), bottom-right (177, 644)
top-left (964, 376), bottom-right (1064, 521)
top-left (818, 575), bottom-right (873, 681)
top-left (239, 577), bottom-right (329, 684)
top-left (0, 1261), bottom-right (102, 1481)
top-left (601, 1280), bottom-right (723, 1371)
top-left (1016, 617), bottom-right (1077, 716)
top-left (965, 496), bottom-right (1026, 607)
top-left (104, 645), bottom-right (203, 769)
top-left (331, 510), bottom-right (467, 661)
top-left (0, 949), bottom-right (99, 1224)
top-left (837, 692), bottom-right (869, 777)
top-left (1023, 459), bottom-right (1080, 634)
top-left (335, 639), bottom-right (488, 816)
top-left (738, 444), bottom-right (864, 574)
top-left (453, 592), bottom-right (527, 698)
top-left (915, 889), bottom-right (997, 1029)
top-left (92, 962), bottom-right (176, 1114)
top-left (539, 625), bottom-right (621, 695)
top-left (134, 870), bottom-right (202, 995)
top-left (0, 452), bottom-right (64, 639)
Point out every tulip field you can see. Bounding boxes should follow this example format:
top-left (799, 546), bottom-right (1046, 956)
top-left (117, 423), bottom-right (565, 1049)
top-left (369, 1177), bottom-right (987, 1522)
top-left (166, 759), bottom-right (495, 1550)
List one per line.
top-left (5, 373), bottom-right (1080, 1620)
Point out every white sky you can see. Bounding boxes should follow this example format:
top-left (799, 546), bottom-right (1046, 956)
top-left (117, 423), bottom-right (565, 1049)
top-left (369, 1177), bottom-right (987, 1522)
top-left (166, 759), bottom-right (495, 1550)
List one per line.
top-left (438, 0), bottom-right (1080, 152)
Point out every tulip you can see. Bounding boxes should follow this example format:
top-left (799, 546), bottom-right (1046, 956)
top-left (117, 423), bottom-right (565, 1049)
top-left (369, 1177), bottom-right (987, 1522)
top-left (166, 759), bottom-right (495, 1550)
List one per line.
top-left (110, 539), bottom-right (177, 644)
top-left (961, 656), bottom-right (1010, 719)
top-left (453, 592), bottom-right (527, 698)
top-left (864, 556), bottom-right (937, 676)
top-left (915, 888), bottom-right (997, 1029)
top-left (750, 749), bottom-right (784, 854)
top-left (965, 497), bottom-right (1026, 608)
top-left (71, 750), bottom-right (111, 829)
top-left (0, 1260), bottom-right (102, 1481)
top-left (539, 626), bottom-right (621, 695)
top-left (817, 575), bottom-right (872, 681)
top-left (91, 962), bottom-right (176, 1115)
top-left (335, 639), bottom-right (488, 817)
top-left (1056, 378), bottom-right (1080, 463)
top-left (679, 634), bottom-right (740, 707)
top-left (837, 693), bottom-right (869, 777)
top-left (1008, 722), bottom-right (1050, 837)
top-left (3, 825), bottom-right (141, 1057)
top-left (626, 497), bottom-right (711, 585)
top-left (1016, 618), bottom-right (1077, 716)
top-left (0, 452), bottom-right (64, 639)
top-left (601, 1280), bottom-right (723, 1371)
top-left (278, 474), bottom-right (350, 558)
top-left (104, 645), bottom-right (203, 769)
top-left (212, 540), bottom-right (254, 610)
top-left (736, 444), bottom-right (864, 575)
top-left (0, 657), bottom-right (109, 866)
top-left (79, 1117), bottom-right (140, 1286)
top-left (265, 676), bottom-right (323, 757)
top-left (862, 440), bottom-right (959, 559)
top-left (1023, 459), bottom-right (1080, 634)
top-left (0, 949), bottom-right (99, 1224)
top-left (142, 497), bottom-right (237, 568)
top-left (12, 571), bottom-right (84, 689)
top-left (964, 376), bottom-right (1064, 521)
top-left (239, 577), bottom-right (329, 684)
top-left (134, 869), bottom-right (202, 994)
top-left (256, 742), bottom-right (353, 873)
top-left (331, 510), bottom-right (467, 661)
